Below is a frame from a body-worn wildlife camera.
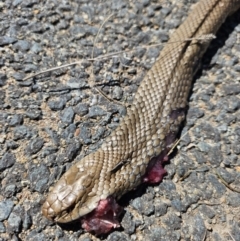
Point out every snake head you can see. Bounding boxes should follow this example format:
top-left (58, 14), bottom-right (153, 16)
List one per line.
top-left (42, 155), bottom-right (104, 223)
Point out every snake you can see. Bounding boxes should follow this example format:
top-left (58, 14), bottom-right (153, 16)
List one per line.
top-left (42, 0), bottom-right (240, 234)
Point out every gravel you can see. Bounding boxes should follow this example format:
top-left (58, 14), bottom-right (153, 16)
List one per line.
top-left (0, 0), bottom-right (240, 240)
top-left (0, 200), bottom-right (14, 221)
top-left (0, 152), bottom-right (16, 171)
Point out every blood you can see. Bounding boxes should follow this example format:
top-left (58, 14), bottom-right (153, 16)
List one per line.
top-left (143, 152), bottom-right (168, 183)
top-left (81, 197), bottom-right (123, 235)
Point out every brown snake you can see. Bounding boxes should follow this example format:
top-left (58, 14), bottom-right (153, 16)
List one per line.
top-left (42, 0), bottom-right (240, 231)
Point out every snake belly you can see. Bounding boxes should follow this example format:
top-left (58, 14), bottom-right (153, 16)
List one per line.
top-left (42, 0), bottom-right (240, 228)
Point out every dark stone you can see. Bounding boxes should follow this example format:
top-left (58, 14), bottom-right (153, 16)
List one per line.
top-left (227, 193), bottom-right (240, 207)
top-left (79, 123), bottom-right (92, 144)
top-left (216, 167), bottom-right (235, 184)
top-left (107, 231), bottom-right (130, 241)
top-left (24, 64), bottom-right (38, 72)
top-left (232, 142), bottom-right (240, 155)
top-left (6, 140), bottom-right (19, 150)
top-left (26, 231), bottom-right (47, 241)
top-left (0, 200), bottom-right (14, 221)
top-left (198, 205), bottom-right (215, 219)
top-left (171, 199), bottom-right (186, 212)
top-left (12, 72), bottom-right (26, 81)
top-left (223, 84), bottom-right (240, 95)
top-left (0, 222), bottom-right (5, 232)
top-left (147, 227), bottom-right (167, 241)
top-left (162, 213), bottom-right (181, 230)
top-left (60, 107), bottom-right (75, 124)
top-left (48, 98), bottom-right (66, 111)
top-left (206, 174), bottom-right (226, 197)
top-left (41, 146), bottom-right (58, 158)
top-left (230, 222), bottom-right (240, 241)
top-left (45, 128), bottom-right (60, 146)
top-left (4, 184), bottom-right (17, 198)
top-left (74, 103), bottom-right (89, 116)
top-left (79, 238), bottom-right (92, 241)
top-left (13, 40), bottom-right (31, 52)
top-left (26, 108), bottom-right (42, 120)
top-left (22, 212), bottom-right (32, 230)
top-left (25, 137), bottom-right (44, 155)
top-left (0, 74), bottom-right (7, 86)
top-left (92, 127), bottom-right (105, 141)
top-left (208, 145), bottom-right (222, 166)
top-left (66, 78), bottom-right (87, 89)
top-left (154, 201), bottom-right (168, 217)
top-left (131, 195), bottom-right (154, 216)
top-left (158, 180), bottom-right (178, 200)
top-left (9, 114), bottom-right (23, 126)
top-left (0, 36), bottom-right (17, 46)
top-left (28, 164), bottom-right (50, 192)
top-left (194, 123), bottom-right (220, 142)
top-left (0, 152), bottom-right (16, 171)
top-left (7, 212), bottom-right (22, 233)
top-left (65, 142), bottom-right (81, 161)
top-left (112, 86), bottom-right (123, 100)
top-left (121, 211), bottom-right (135, 235)
top-left (191, 215), bottom-right (206, 240)
top-left (88, 106), bottom-right (107, 118)
top-left (31, 42), bottom-right (42, 54)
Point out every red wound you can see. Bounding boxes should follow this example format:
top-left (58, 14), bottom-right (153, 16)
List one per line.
top-left (81, 197), bottom-right (123, 235)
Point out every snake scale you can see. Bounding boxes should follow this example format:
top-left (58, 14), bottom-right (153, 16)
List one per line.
top-left (42, 0), bottom-right (240, 233)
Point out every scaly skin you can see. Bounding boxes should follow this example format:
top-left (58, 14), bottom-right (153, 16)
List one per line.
top-left (42, 0), bottom-right (240, 225)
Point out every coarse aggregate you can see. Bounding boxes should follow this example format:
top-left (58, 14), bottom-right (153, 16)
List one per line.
top-left (0, 0), bottom-right (240, 240)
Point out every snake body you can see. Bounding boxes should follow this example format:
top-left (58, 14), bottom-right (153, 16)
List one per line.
top-left (42, 0), bottom-right (240, 227)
